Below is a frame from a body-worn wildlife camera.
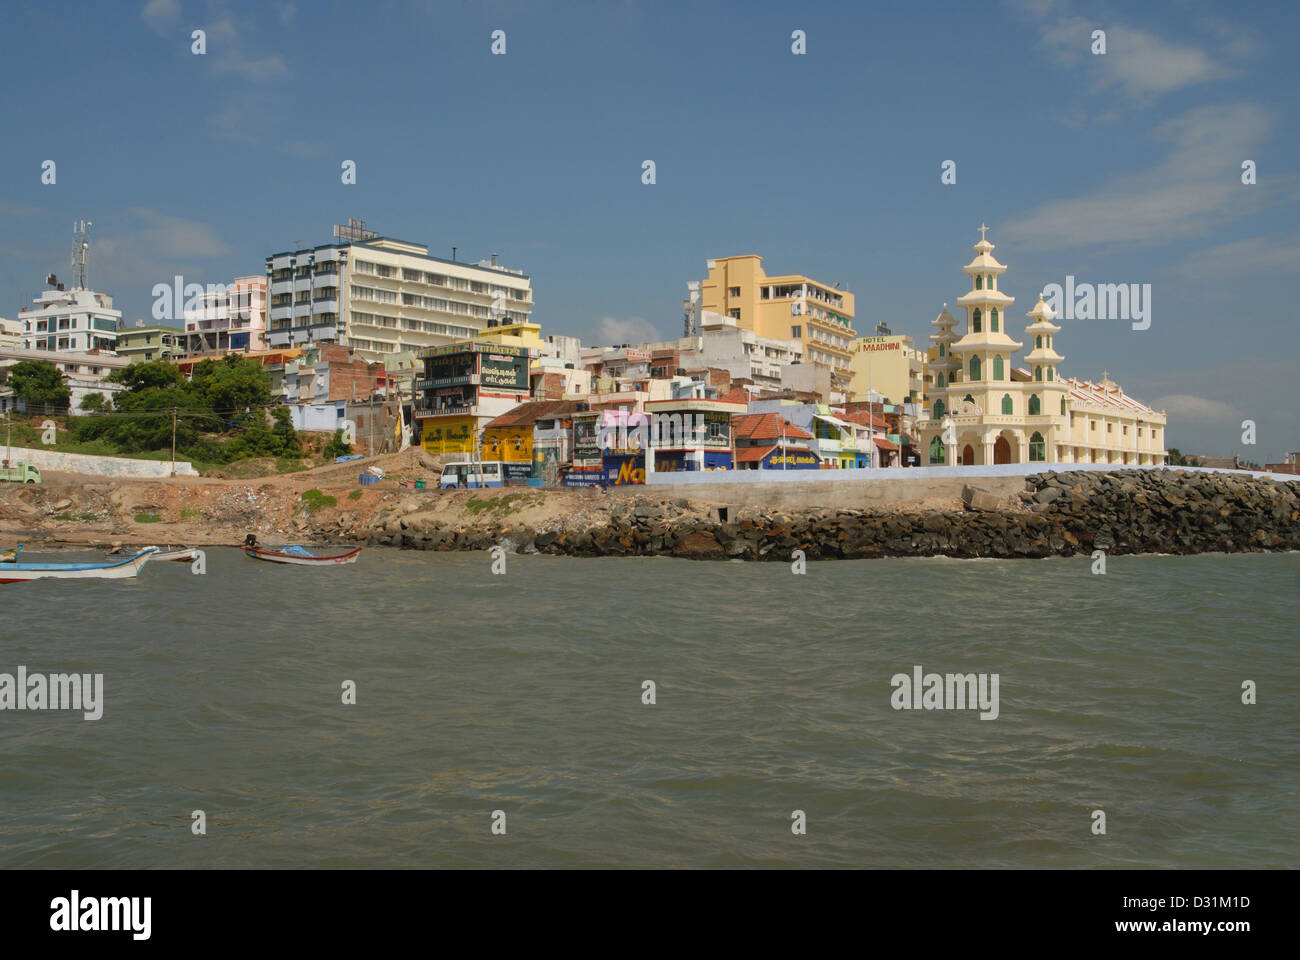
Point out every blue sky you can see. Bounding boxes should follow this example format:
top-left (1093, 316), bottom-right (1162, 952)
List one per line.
top-left (1, 0), bottom-right (1296, 459)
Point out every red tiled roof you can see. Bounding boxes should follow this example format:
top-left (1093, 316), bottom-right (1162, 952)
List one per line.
top-left (735, 445), bottom-right (777, 463)
top-left (734, 443), bottom-right (815, 463)
top-left (841, 411), bottom-right (889, 429)
top-left (873, 437), bottom-right (899, 451)
top-left (732, 412), bottom-right (813, 442)
top-left (718, 387), bottom-right (751, 405)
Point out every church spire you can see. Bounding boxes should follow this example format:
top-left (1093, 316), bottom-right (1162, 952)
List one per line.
top-left (1024, 294), bottom-right (1063, 383)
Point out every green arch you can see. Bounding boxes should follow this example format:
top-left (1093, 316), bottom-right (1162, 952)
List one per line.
top-left (969, 355), bottom-right (981, 380)
top-left (929, 435), bottom-right (945, 464)
top-left (993, 354), bottom-right (1004, 380)
top-left (1028, 394), bottom-right (1041, 415)
top-left (1029, 431), bottom-right (1046, 461)
top-left (932, 398), bottom-right (946, 418)
top-left (1001, 393), bottom-right (1013, 415)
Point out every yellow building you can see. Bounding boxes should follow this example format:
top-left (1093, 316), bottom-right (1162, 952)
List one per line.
top-left (701, 255), bottom-right (856, 398)
top-left (916, 226), bottom-right (1168, 466)
top-left (848, 334), bottom-right (926, 404)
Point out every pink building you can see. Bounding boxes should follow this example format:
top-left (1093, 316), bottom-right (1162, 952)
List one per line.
top-left (183, 275), bottom-right (267, 355)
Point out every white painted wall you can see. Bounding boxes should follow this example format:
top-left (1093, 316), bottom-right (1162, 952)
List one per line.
top-left (11, 446), bottom-right (198, 478)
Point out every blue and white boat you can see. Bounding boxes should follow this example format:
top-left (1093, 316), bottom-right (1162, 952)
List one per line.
top-left (0, 546), bottom-right (158, 583)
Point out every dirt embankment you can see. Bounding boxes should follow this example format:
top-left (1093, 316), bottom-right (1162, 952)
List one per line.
top-left (0, 450), bottom-right (982, 550)
top-left (4, 463), bottom-right (1293, 561)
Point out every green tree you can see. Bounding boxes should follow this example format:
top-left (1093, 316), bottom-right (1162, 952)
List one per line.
top-left (8, 360), bottom-right (71, 411)
top-left (323, 429), bottom-right (353, 459)
top-left (190, 354), bottom-right (273, 415)
top-left (79, 392), bottom-right (109, 413)
top-left (108, 360), bottom-right (184, 393)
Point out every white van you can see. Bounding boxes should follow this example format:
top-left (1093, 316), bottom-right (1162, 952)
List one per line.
top-left (440, 461), bottom-right (504, 489)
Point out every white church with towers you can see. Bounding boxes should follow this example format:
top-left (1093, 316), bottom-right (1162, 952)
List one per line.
top-left (917, 225), bottom-right (1168, 467)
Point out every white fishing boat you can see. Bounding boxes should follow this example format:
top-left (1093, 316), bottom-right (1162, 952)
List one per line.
top-left (149, 546), bottom-right (201, 563)
top-left (0, 546), bottom-right (158, 583)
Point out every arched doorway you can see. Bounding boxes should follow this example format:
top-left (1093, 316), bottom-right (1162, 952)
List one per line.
top-left (961, 444), bottom-right (975, 465)
top-left (993, 436), bottom-right (1011, 464)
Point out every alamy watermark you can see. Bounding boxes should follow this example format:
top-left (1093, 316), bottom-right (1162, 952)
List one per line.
top-left (0, 666), bottom-right (103, 720)
top-left (890, 665), bottom-right (999, 720)
top-left (1041, 276), bottom-right (1152, 331)
top-left (151, 276), bottom-right (230, 322)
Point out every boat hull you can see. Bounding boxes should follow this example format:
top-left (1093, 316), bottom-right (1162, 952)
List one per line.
top-left (0, 548), bottom-right (157, 583)
top-left (242, 546), bottom-right (361, 566)
top-left (151, 548), bottom-right (200, 563)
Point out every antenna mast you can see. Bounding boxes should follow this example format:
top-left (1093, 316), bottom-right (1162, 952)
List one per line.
top-left (71, 219), bottom-right (92, 289)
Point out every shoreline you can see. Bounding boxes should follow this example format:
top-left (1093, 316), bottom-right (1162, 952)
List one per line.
top-left (2, 466), bottom-right (1296, 561)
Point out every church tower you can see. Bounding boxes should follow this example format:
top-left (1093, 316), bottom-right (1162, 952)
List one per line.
top-left (928, 303), bottom-right (959, 417)
top-left (950, 223), bottom-right (1023, 397)
top-left (1023, 295), bottom-right (1063, 383)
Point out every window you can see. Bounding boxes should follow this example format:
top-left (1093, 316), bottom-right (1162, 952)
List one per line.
top-left (987, 274), bottom-right (994, 289)
top-left (929, 436), bottom-right (945, 464)
top-left (969, 355), bottom-right (981, 380)
top-left (1035, 335), bottom-right (1043, 348)
top-left (790, 325), bottom-right (801, 338)
top-left (938, 344), bottom-right (945, 357)
top-left (936, 372), bottom-right (945, 388)
top-left (1061, 397), bottom-right (1067, 415)
top-left (972, 308), bottom-right (982, 333)
top-left (1001, 394), bottom-right (1013, 415)
top-left (1047, 367), bottom-right (1054, 381)
top-left (975, 275), bottom-right (983, 290)
top-left (932, 398), bottom-right (945, 418)
top-left (728, 308), bottom-right (741, 319)
top-left (1107, 422), bottom-right (1113, 433)
top-left (728, 286), bottom-right (741, 297)
top-left (993, 354), bottom-right (1004, 380)
top-left (1029, 431), bottom-right (1046, 461)
top-left (990, 308), bottom-right (999, 332)
top-left (1028, 394), bottom-right (1041, 415)
top-left (1034, 366), bottom-right (1042, 381)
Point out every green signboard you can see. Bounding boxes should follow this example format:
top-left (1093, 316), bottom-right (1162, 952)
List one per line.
top-left (480, 352), bottom-right (527, 390)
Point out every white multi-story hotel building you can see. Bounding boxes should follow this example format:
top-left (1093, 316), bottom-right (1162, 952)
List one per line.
top-left (18, 286), bottom-right (121, 353)
top-left (264, 231), bottom-right (533, 361)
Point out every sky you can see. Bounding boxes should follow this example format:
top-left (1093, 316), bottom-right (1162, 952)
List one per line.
top-left (1, 0), bottom-right (1296, 460)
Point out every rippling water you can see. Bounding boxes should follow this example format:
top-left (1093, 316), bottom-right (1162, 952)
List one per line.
top-left (1, 547), bottom-right (1296, 868)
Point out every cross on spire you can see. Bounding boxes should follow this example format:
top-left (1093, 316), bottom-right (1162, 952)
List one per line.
top-left (1101, 369), bottom-right (1110, 382)
top-left (978, 221), bottom-right (989, 242)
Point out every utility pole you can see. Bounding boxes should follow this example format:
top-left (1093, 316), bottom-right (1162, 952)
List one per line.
top-left (5, 409), bottom-right (11, 468)
top-left (170, 407), bottom-right (177, 477)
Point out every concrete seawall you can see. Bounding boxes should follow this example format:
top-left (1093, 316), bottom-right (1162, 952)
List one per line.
top-left (369, 468), bottom-right (1300, 561)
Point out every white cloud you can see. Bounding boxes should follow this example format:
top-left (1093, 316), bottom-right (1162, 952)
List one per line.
top-left (1152, 394), bottom-right (1240, 424)
top-left (1162, 233), bottom-right (1300, 287)
top-left (90, 209), bottom-right (236, 302)
top-left (141, 0), bottom-right (180, 37)
top-left (596, 316), bottom-right (660, 344)
top-left (1012, 1), bottom-right (1244, 103)
top-left (199, 15), bottom-right (287, 80)
top-left (1002, 103), bottom-right (1282, 250)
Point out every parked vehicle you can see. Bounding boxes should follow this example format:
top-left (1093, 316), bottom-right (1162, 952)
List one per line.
top-left (440, 461), bottom-right (504, 489)
top-left (0, 462), bottom-right (41, 484)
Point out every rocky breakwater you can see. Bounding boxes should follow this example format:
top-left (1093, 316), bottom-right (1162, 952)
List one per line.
top-left (361, 469), bottom-right (1300, 561)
